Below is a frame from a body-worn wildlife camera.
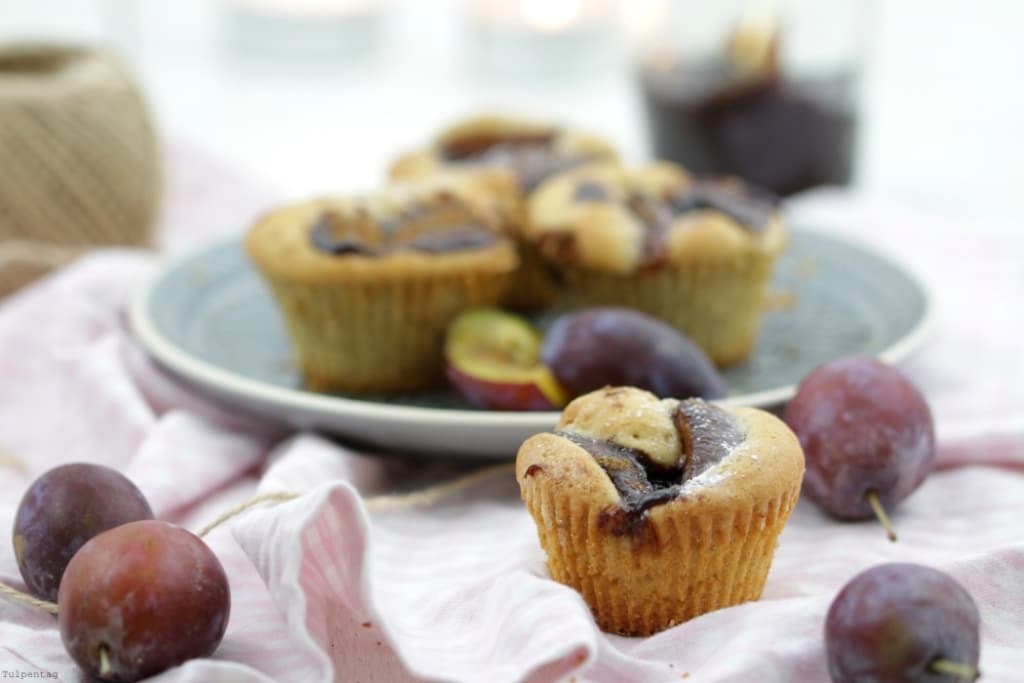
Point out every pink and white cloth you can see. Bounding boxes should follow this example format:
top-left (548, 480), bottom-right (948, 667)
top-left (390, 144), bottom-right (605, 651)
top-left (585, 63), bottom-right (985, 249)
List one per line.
top-left (0, 142), bottom-right (1022, 682)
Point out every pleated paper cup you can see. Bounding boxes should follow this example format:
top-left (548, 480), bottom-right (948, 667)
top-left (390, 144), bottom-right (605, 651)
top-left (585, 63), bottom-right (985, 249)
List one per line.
top-left (246, 200), bottom-right (518, 394)
top-left (516, 406), bottom-right (804, 637)
top-left (557, 248), bottom-right (777, 367)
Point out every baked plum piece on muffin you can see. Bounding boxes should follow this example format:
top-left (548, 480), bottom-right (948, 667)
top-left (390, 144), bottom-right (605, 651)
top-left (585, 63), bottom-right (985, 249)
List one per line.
top-left (389, 113), bottom-right (618, 194)
top-left (245, 175), bottom-right (517, 394)
top-left (526, 162), bottom-right (786, 365)
top-left (516, 386), bottom-right (804, 636)
top-left (390, 113), bottom-right (619, 309)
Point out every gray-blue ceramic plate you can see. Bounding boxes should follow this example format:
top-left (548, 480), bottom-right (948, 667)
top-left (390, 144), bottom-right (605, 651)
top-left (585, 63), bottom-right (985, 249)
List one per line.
top-left (129, 228), bottom-right (934, 458)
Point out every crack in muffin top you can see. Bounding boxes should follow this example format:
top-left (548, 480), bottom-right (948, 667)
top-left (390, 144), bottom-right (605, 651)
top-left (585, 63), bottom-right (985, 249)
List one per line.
top-left (309, 189), bottom-right (504, 257)
top-left (572, 176), bottom-right (779, 268)
top-left (554, 387), bottom-right (746, 528)
top-left (527, 162), bottom-right (786, 274)
top-left (440, 128), bottom-right (596, 193)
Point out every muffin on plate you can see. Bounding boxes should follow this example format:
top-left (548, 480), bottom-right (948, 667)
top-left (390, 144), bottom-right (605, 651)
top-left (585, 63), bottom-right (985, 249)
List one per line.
top-left (245, 175), bottom-right (518, 393)
top-left (526, 162), bottom-right (786, 365)
top-left (389, 113), bottom-right (619, 309)
top-left (516, 386), bottom-right (804, 636)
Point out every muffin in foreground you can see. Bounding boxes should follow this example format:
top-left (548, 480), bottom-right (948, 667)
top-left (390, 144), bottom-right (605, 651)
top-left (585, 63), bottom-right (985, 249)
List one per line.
top-left (390, 113), bottom-right (619, 309)
top-left (526, 162), bottom-right (786, 365)
top-left (245, 176), bottom-right (518, 393)
top-left (516, 386), bottom-right (804, 636)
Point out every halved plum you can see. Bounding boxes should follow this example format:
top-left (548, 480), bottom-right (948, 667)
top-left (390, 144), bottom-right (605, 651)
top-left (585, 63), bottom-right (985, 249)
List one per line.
top-left (445, 308), bottom-right (568, 411)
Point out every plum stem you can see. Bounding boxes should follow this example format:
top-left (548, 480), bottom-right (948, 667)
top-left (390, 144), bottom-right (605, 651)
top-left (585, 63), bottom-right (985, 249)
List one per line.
top-left (865, 490), bottom-right (897, 542)
top-left (929, 658), bottom-right (980, 680)
top-left (99, 645), bottom-right (112, 679)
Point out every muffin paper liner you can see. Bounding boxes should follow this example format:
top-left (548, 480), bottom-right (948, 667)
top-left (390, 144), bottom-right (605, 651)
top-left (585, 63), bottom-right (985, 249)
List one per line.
top-left (262, 270), bottom-right (512, 393)
top-left (558, 251), bottom-right (777, 366)
top-left (520, 473), bottom-right (801, 636)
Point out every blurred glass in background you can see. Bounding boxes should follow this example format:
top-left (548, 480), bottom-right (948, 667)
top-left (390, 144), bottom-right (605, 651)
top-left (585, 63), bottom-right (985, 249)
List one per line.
top-left (465, 0), bottom-right (618, 79)
top-left (223, 0), bottom-right (384, 61)
top-left (638, 0), bottom-right (867, 196)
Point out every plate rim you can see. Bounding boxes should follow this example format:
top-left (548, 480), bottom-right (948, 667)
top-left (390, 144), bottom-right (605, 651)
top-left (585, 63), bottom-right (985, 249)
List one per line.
top-left (128, 227), bottom-right (937, 427)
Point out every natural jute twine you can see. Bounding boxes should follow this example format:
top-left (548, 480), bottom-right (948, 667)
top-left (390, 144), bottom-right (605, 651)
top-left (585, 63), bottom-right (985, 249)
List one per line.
top-left (0, 462), bottom-right (514, 615)
top-left (0, 43), bottom-right (161, 297)
top-left (0, 444), bottom-right (28, 474)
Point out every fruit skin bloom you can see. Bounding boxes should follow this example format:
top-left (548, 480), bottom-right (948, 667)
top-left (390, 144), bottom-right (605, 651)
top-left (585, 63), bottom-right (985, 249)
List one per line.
top-left (58, 520), bottom-right (231, 683)
top-left (13, 462), bottom-right (154, 602)
top-left (825, 562), bottom-right (980, 683)
top-left (783, 356), bottom-right (935, 520)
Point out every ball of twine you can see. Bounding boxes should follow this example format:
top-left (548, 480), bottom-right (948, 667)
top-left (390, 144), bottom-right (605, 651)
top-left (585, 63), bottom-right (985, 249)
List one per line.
top-left (0, 43), bottom-right (162, 297)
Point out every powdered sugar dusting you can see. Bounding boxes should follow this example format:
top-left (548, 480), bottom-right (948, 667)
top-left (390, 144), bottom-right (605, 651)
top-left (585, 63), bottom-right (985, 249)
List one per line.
top-left (682, 464), bottom-right (734, 493)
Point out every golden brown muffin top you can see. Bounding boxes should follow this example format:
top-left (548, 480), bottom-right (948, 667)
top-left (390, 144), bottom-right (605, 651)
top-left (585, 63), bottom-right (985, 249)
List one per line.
top-left (559, 385), bottom-right (684, 468)
top-left (245, 174), bottom-right (518, 282)
top-left (388, 113), bottom-right (619, 195)
top-left (516, 386), bottom-right (805, 534)
top-left (525, 162), bottom-right (787, 274)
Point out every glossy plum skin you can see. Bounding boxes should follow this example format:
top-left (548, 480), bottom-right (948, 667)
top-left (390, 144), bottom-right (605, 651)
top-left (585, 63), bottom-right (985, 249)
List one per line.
top-left (58, 520), bottom-right (231, 682)
top-left (826, 563), bottom-right (980, 683)
top-left (13, 463), bottom-right (154, 601)
top-left (540, 308), bottom-right (728, 400)
top-left (782, 357), bottom-right (935, 519)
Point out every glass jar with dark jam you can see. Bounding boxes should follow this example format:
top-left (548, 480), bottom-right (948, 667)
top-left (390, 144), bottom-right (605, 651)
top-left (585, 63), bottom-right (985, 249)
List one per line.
top-left (638, 1), bottom-right (866, 197)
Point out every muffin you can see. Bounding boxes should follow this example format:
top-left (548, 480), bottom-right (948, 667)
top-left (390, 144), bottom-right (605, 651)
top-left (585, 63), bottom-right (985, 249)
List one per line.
top-left (526, 162), bottom-right (786, 365)
top-left (245, 175), bottom-right (518, 393)
top-left (516, 386), bottom-right (804, 636)
top-left (390, 114), bottom-right (619, 309)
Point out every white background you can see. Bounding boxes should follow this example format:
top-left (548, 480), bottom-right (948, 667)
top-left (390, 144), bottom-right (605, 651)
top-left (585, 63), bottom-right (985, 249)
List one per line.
top-left (2, 0), bottom-right (1023, 229)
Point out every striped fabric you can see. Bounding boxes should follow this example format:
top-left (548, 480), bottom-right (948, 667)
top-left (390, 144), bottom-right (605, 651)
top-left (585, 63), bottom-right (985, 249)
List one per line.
top-left (0, 143), bottom-right (1021, 681)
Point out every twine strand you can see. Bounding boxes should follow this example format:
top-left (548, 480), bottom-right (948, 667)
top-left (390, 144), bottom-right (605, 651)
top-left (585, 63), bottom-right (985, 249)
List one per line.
top-left (0, 582), bottom-right (58, 615)
top-left (197, 492), bottom-right (302, 538)
top-left (0, 445), bottom-right (28, 474)
top-left (0, 461), bottom-right (514, 615)
top-left (365, 462), bottom-right (514, 511)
